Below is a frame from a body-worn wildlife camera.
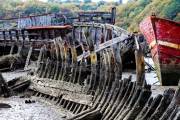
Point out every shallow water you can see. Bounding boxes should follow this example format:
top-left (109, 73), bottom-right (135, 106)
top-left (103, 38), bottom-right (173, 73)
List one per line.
top-left (122, 70), bottom-right (159, 85)
top-left (144, 57), bottom-right (160, 85)
top-left (122, 57), bottom-right (159, 85)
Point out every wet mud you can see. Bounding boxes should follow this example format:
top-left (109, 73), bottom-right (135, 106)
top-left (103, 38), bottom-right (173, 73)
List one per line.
top-left (0, 96), bottom-right (72, 120)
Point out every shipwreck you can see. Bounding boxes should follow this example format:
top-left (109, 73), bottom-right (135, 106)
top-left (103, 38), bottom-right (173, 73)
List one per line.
top-left (0, 8), bottom-right (179, 120)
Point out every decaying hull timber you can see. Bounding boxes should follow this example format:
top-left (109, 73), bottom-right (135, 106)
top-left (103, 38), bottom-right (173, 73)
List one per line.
top-left (0, 22), bottom-right (135, 71)
top-left (0, 21), bottom-right (179, 120)
top-left (0, 7), bottom-right (116, 29)
top-left (0, 54), bottom-right (24, 71)
top-left (0, 25), bottom-right (72, 71)
top-left (0, 45), bottom-right (27, 71)
top-left (0, 16), bottom-right (180, 119)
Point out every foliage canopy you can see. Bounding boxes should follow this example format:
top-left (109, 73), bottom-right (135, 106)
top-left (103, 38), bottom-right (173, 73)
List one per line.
top-left (0, 0), bottom-right (179, 31)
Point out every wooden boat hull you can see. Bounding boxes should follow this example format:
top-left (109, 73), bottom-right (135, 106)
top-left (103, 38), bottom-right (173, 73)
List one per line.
top-left (140, 16), bottom-right (180, 85)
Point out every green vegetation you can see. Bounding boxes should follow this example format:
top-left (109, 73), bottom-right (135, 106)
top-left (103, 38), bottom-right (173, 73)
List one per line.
top-left (0, 0), bottom-right (179, 32)
top-left (113, 0), bottom-right (180, 31)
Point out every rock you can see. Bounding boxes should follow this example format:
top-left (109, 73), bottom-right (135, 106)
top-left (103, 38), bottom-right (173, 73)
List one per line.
top-left (61, 116), bottom-right (67, 118)
top-left (0, 103), bottom-right (11, 108)
top-left (25, 99), bottom-right (35, 104)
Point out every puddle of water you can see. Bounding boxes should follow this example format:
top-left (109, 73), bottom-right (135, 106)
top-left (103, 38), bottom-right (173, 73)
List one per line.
top-left (122, 70), bottom-right (159, 85)
top-left (121, 57), bottom-right (160, 85)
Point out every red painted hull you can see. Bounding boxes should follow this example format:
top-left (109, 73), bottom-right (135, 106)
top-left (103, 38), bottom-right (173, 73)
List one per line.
top-left (140, 16), bottom-right (180, 85)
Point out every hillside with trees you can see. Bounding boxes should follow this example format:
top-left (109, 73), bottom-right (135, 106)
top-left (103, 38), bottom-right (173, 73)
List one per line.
top-left (114, 0), bottom-right (180, 31)
top-left (0, 0), bottom-right (179, 32)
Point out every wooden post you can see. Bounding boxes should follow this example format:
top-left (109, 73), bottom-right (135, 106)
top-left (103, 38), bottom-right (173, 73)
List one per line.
top-left (135, 36), bottom-right (146, 86)
top-left (0, 73), bottom-right (10, 97)
top-left (24, 47), bottom-right (33, 70)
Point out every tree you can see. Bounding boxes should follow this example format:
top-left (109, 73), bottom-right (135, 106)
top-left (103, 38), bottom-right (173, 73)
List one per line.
top-left (50, 4), bottom-right (60, 13)
top-left (97, 0), bottom-right (106, 6)
top-left (162, 0), bottom-right (180, 19)
top-left (84, 0), bottom-right (92, 3)
top-left (72, 0), bottom-right (81, 3)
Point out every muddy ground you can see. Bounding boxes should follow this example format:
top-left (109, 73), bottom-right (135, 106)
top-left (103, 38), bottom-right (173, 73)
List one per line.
top-left (1, 70), bottom-right (73, 120)
top-left (0, 95), bottom-right (73, 120)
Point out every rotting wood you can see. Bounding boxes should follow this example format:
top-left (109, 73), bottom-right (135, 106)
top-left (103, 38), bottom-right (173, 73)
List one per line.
top-left (0, 73), bottom-right (10, 97)
top-left (0, 21), bottom-right (179, 120)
